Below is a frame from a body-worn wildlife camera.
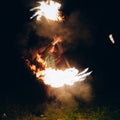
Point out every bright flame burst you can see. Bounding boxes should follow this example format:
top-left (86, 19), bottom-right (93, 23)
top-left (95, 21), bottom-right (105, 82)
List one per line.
top-left (30, 0), bottom-right (63, 22)
top-left (40, 68), bottom-right (91, 88)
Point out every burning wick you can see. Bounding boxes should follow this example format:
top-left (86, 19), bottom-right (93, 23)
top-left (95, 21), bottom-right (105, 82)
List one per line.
top-left (109, 34), bottom-right (115, 44)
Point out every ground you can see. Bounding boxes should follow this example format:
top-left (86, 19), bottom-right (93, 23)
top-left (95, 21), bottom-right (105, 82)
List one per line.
top-left (0, 102), bottom-right (120, 120)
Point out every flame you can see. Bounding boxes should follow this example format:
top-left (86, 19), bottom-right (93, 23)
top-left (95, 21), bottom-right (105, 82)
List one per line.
top-left (39, 68), bottom-right (91, 88)
top-left (52, 35), bottom-right (62, 45)
top-left (30, 0), bottom-right (64, 22)
top-left (36, 53), bottom-right (46, 68)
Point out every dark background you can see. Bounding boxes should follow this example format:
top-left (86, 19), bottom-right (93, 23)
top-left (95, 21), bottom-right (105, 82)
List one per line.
top-left (0, 0), bottom-right (120, 105)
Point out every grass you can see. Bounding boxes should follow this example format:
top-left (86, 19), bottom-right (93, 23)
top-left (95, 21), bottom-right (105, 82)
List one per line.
top-left (0, 103), bottom-right (120, 120)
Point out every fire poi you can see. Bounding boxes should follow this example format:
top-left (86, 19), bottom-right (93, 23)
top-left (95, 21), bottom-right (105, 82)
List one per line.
top-left (26, 0), bottom-right (92, 88)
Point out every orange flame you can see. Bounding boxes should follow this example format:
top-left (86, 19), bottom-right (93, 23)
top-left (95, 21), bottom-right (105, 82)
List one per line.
top-left (36, 53), bottom-right (46, 68)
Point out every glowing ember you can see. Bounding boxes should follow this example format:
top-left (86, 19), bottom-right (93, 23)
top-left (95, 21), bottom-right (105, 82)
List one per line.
top-left (30, 0), bottom-right (63, 22)
top-left (109, 34), bottom-right (115, 44)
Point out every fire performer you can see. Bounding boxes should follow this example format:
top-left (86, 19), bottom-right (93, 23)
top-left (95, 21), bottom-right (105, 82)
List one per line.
top-left (38, 35), bottom-right (69, 69)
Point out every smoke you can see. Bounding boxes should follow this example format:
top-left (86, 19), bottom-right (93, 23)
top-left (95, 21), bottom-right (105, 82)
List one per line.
top-left (18, 6), bottom-right (92, 56)
top-left (33, 12), bottom-right (92, 51)
top-left (47, 76), bottom-right (93, 106)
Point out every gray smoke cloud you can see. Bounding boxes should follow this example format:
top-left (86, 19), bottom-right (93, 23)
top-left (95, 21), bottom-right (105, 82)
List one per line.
top-left (47, 76), bottom-right (93, 106)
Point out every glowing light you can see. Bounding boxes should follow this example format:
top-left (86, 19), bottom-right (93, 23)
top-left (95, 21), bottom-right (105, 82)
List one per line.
top-left (30, 0), bottom-right (63, 22)
top-left (109, 34), bottom-right (115, 44)
top-left (39, 68), bottom-right (92, 88)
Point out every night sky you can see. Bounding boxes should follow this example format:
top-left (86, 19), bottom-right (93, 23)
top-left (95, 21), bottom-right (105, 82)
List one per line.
top-left (1, 0), bottom-right (120, 105)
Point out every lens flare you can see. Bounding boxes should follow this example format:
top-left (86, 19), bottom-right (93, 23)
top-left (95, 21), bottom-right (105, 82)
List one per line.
top-left (30, 0), bottom-right (64, 22)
